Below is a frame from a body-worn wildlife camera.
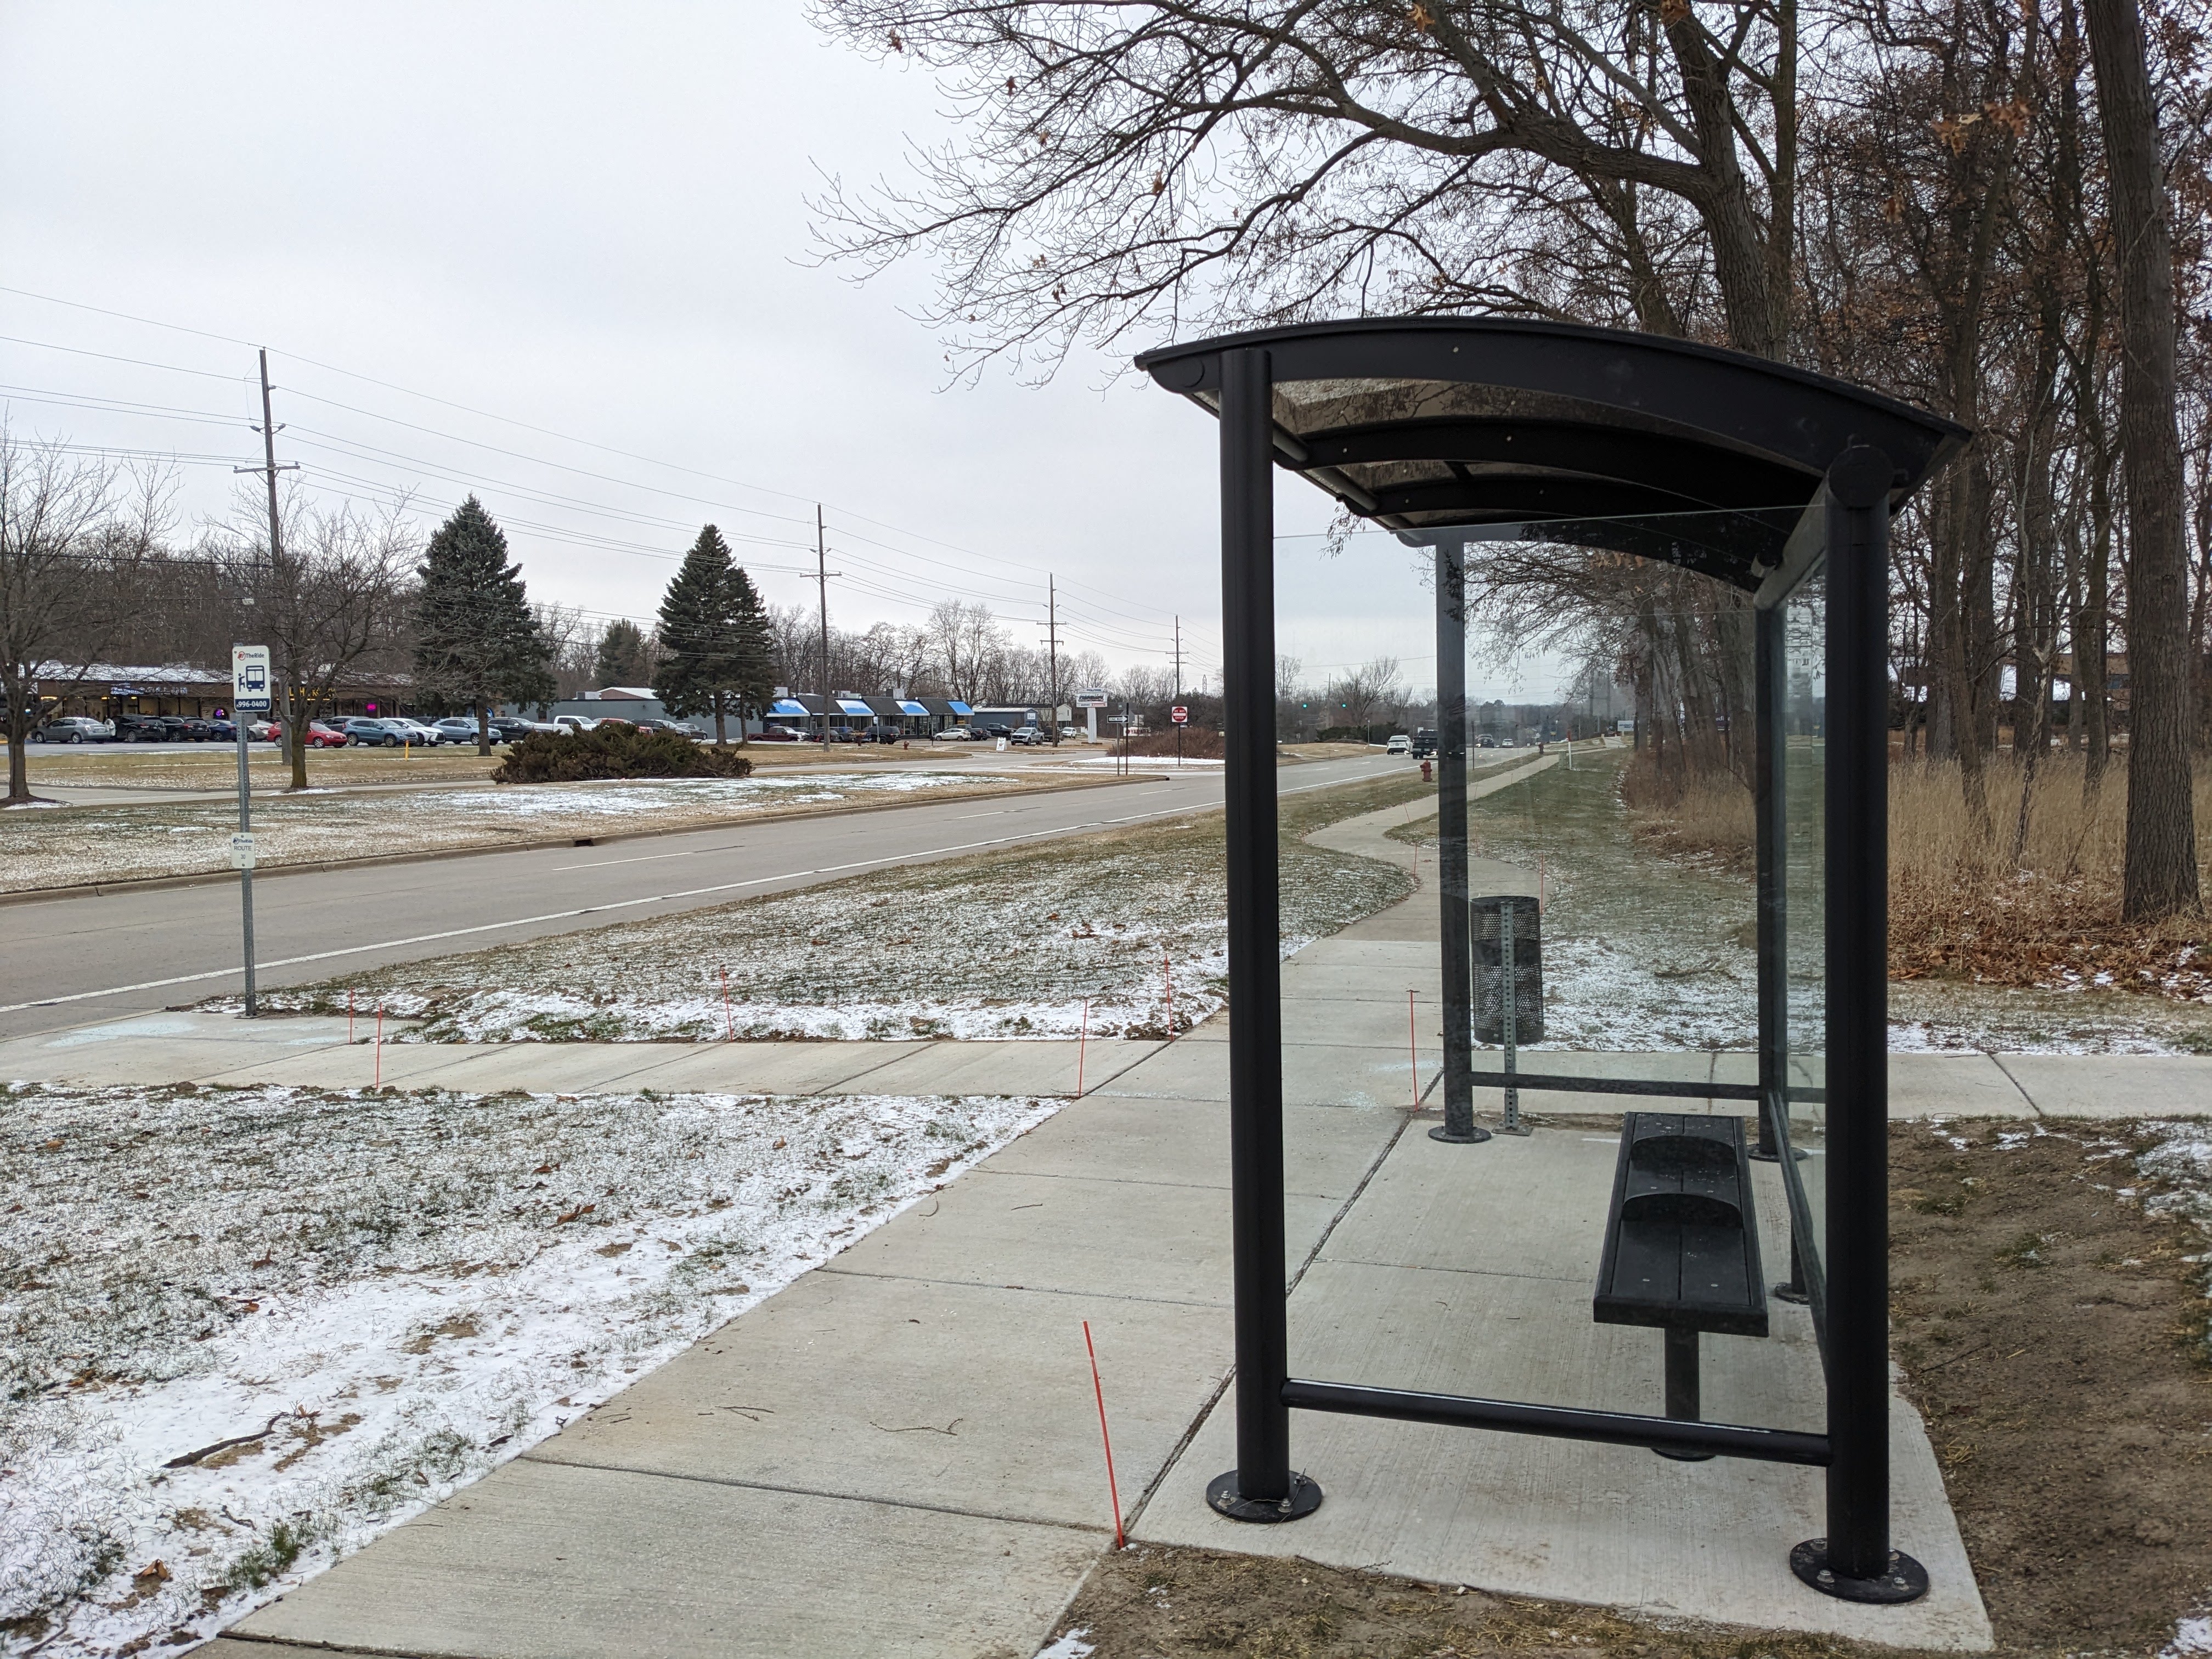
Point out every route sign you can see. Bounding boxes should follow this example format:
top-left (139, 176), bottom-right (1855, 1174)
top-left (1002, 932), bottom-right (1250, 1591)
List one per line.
top-left (1170, 705), bottom-right (1189, 725)
top-left (1075, 688), bottom-right (1109, 708)
top-left (232, 644), bottom-right (272, 712)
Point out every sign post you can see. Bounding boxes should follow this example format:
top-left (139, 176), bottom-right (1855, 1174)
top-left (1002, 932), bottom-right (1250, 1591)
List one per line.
top-left (1170, 703), bottom-right (1189, 770)
top-left (231, 646), bottom-right (272, 1016)
top-left (1076, 687), bottom-right (1108, 744)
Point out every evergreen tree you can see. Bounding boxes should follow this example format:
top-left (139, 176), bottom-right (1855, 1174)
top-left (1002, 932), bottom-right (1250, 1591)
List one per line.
top-left (413, 497), bottom-right (554, 753)
top-left (592, 618), bottom-right (653, 687)
top-left (654, 524), bottom-right (774, 746)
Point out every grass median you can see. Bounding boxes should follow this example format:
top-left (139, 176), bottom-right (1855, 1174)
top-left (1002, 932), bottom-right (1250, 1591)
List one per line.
top-left (235, 770), bottom-right (1435, 1042)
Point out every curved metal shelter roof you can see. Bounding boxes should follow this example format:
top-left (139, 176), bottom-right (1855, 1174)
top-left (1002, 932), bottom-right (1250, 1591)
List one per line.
top-left (1135, 318), bottom-right (1968, 588)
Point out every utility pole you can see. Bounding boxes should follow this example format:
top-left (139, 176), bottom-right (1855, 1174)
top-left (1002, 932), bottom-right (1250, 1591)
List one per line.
top-left (1042, 575), bottom-right (1063, 746)
top-left (816, 504), bottom-right (831, 753)
top-left (1173, 614), bottom-right (1183, 770)
top-left (236, 349), bottom-right (300, 786)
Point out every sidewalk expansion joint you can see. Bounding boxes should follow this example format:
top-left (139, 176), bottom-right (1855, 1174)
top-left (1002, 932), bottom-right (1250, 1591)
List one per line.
top-left (1985, 1053), bottom-right (2046, 1118)
top-left (513, 1451), bottom-right (1115, 1537)
top-left (811, 1265), bottom-right (1227, 1309)
top-left (218, 1632), bottom-right (474, 1658)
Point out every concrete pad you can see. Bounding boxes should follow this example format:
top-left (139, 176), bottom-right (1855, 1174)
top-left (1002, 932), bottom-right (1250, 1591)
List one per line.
top-left (527, 1269), bottom-right (1229, 1528)
top-left (837, 1038), bottom-right (1160, 1098)
top-left (1889, 1052), bottom-right (2034, 1118)
top-left (0, 1038), bottom-right (340, 1086)
top-left (1318, 1118), bottom-right (1790, 1290)
top-left (985, 1092), bottom-right (1398, 1201)
top-left (365, 1042), bottom-right (701, 1096)
top-left (1993, 1053), bottom-right (2212, 1119)
top-left (1134, 1269), bottom-right (1989, 1649)
top-left (233, 1456), bottom-right (1097, 1659)
top-left (825, 1167), bottom-right (1338, 1307)
top-left (1280, 959), bottom-right (1443, 1002)
top-left (468, 1039), bottom-right (926, 1096)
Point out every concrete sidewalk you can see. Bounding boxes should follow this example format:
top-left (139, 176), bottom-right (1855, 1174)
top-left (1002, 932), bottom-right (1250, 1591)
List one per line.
top-left (3, 1006), bottom-right (2200, 1118)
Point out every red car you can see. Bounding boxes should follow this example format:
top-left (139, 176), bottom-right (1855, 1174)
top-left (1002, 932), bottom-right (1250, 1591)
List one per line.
top-left (271, 720), bottom-right (351, 749)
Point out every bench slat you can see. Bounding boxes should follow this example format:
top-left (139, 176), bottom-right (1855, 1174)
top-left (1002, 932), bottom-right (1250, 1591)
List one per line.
top-left (1593, 1112), bottom-right (1769, 1338)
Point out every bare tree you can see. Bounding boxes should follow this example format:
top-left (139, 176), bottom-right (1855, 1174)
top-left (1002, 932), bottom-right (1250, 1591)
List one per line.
top-left (812, 0), bottom-right (1805, 366)
top-left (0, 433), bottom-right (165, 804)
top-left (2084, 0), bottom-right (2203, 917)
top-left (210, 484), bottom-right (415, 789)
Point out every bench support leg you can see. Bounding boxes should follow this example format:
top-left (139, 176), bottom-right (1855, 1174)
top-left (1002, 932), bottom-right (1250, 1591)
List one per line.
top-left (1655, 1329), bottom-right (1713, 1462)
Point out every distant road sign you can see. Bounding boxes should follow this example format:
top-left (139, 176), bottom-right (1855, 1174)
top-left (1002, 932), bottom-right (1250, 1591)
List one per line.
top-left (1170, 705), bottom-right (1189, 725)
top-left (232, 644), bottom-right (272, 711)
top-left (1075, 689), bottom-right (1109, 709)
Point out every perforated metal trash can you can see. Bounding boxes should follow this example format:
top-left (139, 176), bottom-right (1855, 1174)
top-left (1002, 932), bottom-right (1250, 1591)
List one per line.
top-left (1471, 893), bottom-right (1543, 1045)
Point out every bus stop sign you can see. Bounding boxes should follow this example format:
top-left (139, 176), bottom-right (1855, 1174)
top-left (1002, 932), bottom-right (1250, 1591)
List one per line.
top-left (232, 645), bottom-right (272, 712)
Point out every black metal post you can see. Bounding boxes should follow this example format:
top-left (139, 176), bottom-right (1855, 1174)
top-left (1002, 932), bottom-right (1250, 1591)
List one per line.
top-left (1792, 445), bottom-right (1927, 1604)
top-left (1207, 347), bottom-right (1319, 1524)
top-left (1654, 1329), bottom-right (1712, 1462)
top-left (1752, 603), bottom-right (1786, 1160)
top-left (1430, 539), bottom-right (1487, 1146)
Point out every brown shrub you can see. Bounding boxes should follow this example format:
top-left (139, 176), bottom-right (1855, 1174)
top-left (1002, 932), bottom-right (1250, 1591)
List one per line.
top-left (1115, 727), bottom-right (1224, 759)
top-left (1619, 749), bottom-right (1754, 870)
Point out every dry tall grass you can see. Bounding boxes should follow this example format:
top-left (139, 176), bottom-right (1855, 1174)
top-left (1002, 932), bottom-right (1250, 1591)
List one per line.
top-left (1619, 748), bottom-right (2210, 999)
top-left (1889, 755), bottom-right (2209, 997)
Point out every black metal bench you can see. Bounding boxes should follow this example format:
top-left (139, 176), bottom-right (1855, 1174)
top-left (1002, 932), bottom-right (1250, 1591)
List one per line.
top-left (1593, 1113), bottom-right (1768, 1459)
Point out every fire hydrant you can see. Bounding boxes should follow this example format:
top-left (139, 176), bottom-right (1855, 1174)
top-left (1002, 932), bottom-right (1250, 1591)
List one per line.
top-left (1420, 758), bottom-right (1434, 782)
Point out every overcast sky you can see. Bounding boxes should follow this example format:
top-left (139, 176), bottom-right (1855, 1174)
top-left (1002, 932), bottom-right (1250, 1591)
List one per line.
top-left (2, 2), bottom-right (1577, 704)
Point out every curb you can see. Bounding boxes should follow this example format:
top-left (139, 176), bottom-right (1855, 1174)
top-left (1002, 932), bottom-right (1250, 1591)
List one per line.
top-left (0, 770), bottom-right (1160, 910)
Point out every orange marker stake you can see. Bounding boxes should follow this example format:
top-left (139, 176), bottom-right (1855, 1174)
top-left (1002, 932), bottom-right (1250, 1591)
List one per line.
top-left (1163, 949), bottom-right (1173, 1037)
top-left (348, 988), bottom-right (354, 1045)
top-left (374, 1001), bottom-right (384, 1089)
top-left (1075, 998), bottom-right (1090, 1098)
top-left (720, 966), bottom-right (735, 1042)
top-left (1408, 989), bottom-right (1419, 1108)
top-left (1084, 1320), bottom-right (1125, 1548)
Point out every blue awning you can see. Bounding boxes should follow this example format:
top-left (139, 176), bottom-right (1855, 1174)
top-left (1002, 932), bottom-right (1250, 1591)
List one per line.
top-left (836, 698), bottom-right (873, 716)
top-left (948, 701), bottom-right (973, 716)
top-left (769, 698), bottom-right (809, 716)
top-left (896, 700), bottom-right (928, 717)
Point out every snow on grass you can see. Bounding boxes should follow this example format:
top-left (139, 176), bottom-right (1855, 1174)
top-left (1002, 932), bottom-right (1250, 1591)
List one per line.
top-left (1391, 755), bottom-right (2212, 1056)
top-left (229, 809), bottom-right (1414, 1043)
top-left (0, 1080), bottom-right (1057, 1656)
top-left (0, 771), bottom-right (1018, 893)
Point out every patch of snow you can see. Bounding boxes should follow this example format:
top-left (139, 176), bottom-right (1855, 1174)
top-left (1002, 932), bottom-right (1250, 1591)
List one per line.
top-left (0, 1081), bottom-right (1059, 1656)
top-left (1035, 1629), bottom-right (1097, 1658)
top-left (2166, 1615), bottom-right (2212, 1657)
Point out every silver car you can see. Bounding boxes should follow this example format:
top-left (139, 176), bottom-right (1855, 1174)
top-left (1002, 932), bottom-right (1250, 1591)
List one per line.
top-left (33, 716), bottom-right (116, 743)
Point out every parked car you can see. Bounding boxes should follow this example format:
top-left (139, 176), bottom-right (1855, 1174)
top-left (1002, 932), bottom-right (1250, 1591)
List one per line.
top-left (164, 716), bottom-right (217, 741)
top-left (1059, 724), bottom-right (1085, 740)
top-left (247, 719), bottom-right (280, 741)
top-left (630, 718), bottom-right (697, 737)
top-left (112, 713), bottom-right (171, 741)
top-left (1007, 726), bottom-right (1046, 746)
top-left (551, 715), bottom-right (599, 736)
top-left (1385, 733), bottom-right (1412, 755)
top-left (382, 718), bottom-right (445, 746)
top-left (205, 719), bottom-right (238, 742)
top-left (489, 716), bottom-right (542, 741)
top-left (856, 723), bottom-right (904, 743)
top-left (340, 717), bottom-right (405, 747)
top-left (825, 725), bottom-right (857, 743)
top-left (432, 718), bottom-right (482, 744)
top-left (32, 716), bottom-right (115, 743)
top-left (754, 724), bottom-right (803, 742)
top-left (293, 721), bottom-right (350, 749)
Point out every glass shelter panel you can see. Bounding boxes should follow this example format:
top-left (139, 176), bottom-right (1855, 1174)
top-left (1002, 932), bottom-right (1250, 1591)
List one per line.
top-left (1271, 506), bottom-right (1809, 1428)
top-left (1773, 561), bottom-right (1829, 1324)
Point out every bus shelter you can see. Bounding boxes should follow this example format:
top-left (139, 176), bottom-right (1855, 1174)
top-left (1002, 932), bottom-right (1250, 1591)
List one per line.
top-left (1137, 319), bottom-right (1966, 1605)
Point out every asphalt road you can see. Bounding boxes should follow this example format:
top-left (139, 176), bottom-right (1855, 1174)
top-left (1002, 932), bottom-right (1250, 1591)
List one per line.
top-left (2, 753), bottom-right (1399, 1041)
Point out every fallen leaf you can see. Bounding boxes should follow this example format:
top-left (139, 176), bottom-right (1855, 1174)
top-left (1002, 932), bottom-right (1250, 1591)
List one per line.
top-left (133, 1560), bottom-right (171, 1586)
top-left (556, 1204), bottom-right (597, 1224)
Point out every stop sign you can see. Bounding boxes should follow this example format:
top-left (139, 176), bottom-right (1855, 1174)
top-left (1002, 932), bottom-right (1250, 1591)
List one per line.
top-left (1170, 705), bottom-right (1188, 725)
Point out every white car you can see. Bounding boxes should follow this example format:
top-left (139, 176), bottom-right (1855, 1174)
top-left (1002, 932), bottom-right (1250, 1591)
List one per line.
top-left (552, 715), bottom-right (600, 736)
top-left (1385, 733), bottom-right (1412, 755)
top-left (33, 716), bottom-right (115, 743)
top-left (386, 718), bottom-right (445, 746)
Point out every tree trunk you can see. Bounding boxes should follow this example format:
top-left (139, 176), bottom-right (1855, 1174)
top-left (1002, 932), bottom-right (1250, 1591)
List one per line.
top-left (5, 722), bottom-right (26, 804)
top-left (278, 657), bottom-right (309, 791)
top-left (713, 691), bottom-right (727, 748)
top-left (2085, 0), bottom-right (2202, 917)
top-left (476, 698), bottom-right (491, 757)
